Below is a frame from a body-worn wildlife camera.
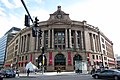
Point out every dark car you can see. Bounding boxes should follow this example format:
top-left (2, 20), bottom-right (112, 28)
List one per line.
top-left (0, 69), bottom-right (16, 78)
top-left (92, 69), bottom-right (120, 80)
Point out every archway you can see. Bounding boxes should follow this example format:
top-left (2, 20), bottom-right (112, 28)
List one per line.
top-left (73, 54), bottom-right (82, 69)
top-left (38, 55), bottom-right (47, 70)
top-left (54, 54), bottom-right (66, 70)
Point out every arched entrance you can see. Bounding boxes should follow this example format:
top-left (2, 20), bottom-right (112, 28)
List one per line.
top-left (54, 54), bottom-right (66, 70)
top-left (38, 55), bottom-right (47, 70)
top-left (73, 54), bottom-right (82, 69)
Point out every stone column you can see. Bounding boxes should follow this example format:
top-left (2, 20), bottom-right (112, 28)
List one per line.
top-left (23, 35), bottom-right (25, 52)
top-left (93, 34), bottom-right (96, 52)
top-left (95, 35), bottom-right (98, 52)
top-left (25, 35), bottom-right (28, 52)
top-left (75, 30), bottom-right (78, 49)
top-left (48, 29), bottom-right (51, 48)
top-left (41, 30), bottom-right (44, 47)
top-left (69, 29), bottom-right (72, 48)
top-left (81, 31), bottom-right (84, 50)
top-left (52, 29), bottom-right (54, 49)
top-left (96, 35), bottom-right (99, 52)
top-left (65, 29), bottom-right (68, 48)
top-left (90, 34), bottom-right (93, 51)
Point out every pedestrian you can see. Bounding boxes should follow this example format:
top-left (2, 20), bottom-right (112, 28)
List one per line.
top-left (57, 67), bottom-right (61, 73)
top-left (16, 69), bottom-right (20, 77)
top-left (91, 68), bottom-right (95, 74)
top-left (27, 68), bottom-right (30, 76)
top-left (57, 68), bottom-right (59, 73)
top-left (77, 69), bottom-right (80, 74)
top-left (58, 67), bottom-right (61, 73)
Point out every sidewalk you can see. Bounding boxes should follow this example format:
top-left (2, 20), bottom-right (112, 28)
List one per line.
top-left (17, 71), bottom-right (88, 77)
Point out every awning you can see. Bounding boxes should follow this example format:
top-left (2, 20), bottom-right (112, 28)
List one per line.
top-left (108, 61), bottom-right (115, 64)
top-left (18, 61), bottom-right (27, 64)
top-left (94, 59), bottom-right (102, 62)
top-left (4, 63), bottom-right (10, 66)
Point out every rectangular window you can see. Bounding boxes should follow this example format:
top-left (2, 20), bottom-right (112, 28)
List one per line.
top-left (15, 45), bottom-right (18, 50)
top-left (22, 56), bottom-right (24, 61)
top-left (103, 50), bottom-right (106, 54)
top-left (102, 44), bottom-right (105, 48)
top-left (16, 39), bottom-right (18, 44)
top-left (101, 38), bottom-right (104, 43)
top-left (25, 56), bottom-right (27, 60)
top-left (96, 55), bottom-right (98, 59)
top-left (92, 55), bottom-right (95, 59)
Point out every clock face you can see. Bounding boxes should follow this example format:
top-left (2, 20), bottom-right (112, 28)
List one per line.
top-left (57, 14), bottom-right (62, 19)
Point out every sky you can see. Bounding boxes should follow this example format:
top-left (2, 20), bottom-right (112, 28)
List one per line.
top-left (0, 0), bottom-right (120, 56)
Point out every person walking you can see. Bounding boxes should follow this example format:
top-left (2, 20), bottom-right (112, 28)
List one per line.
top-left (27, 68), bottom-right (30, 76)
top-left (77, 69), bottom-right (80, 74)
top-left (16, 69), bottom-right (20, 77)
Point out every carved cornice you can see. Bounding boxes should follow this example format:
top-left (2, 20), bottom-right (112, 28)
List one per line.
top-left (47, 20), bottom-right (72, 25)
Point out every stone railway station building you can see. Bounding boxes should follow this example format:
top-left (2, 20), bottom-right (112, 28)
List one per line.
top-left (4, 6), bottom-right (115, 72)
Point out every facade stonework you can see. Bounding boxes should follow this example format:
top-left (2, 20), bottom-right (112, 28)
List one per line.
top-left (5, 6), bottom-right (115, 72)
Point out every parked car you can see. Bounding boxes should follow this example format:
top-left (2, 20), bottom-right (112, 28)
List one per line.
top-left (0, 69), bottom-right (16, 78)
top-left (0, 76), bottom-right (3, 80)
top-left (92, 69), bottom-right (120, 80)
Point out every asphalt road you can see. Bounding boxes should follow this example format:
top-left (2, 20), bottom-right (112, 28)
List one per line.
top-left (3, 74), bottom-right (103, 80)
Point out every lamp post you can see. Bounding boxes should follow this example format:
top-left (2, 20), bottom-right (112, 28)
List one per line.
top-left (42, 54), bottom-right (45, 74)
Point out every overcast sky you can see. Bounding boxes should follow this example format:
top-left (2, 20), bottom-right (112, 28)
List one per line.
top-left (0, 0), bottom-right (120, 56)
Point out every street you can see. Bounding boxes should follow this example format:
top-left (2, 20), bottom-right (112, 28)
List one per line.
top-left (3, 72), bottom-right (103, 80)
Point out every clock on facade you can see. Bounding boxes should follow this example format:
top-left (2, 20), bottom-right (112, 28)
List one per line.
top-left (57, 14), bottom-right (62, 19)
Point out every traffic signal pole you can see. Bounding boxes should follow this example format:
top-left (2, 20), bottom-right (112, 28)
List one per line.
top-left (21, 0), bottom-right (33, 23)
top-left (21, 0), bottom-right (44, 74)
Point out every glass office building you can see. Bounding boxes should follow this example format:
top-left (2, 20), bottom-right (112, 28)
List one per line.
top-left (0, 34), bottom-right (8, 68)
top-left (0, 27), bottom-right (21, 69)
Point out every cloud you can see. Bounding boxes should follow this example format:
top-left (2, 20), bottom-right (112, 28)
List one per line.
top-left (0, 7), bottom-right (6, 16)
top-left (34, 0), bottom-right (43, 4)
top-left (12, 0), bottom-right (23, 8)
top-left (0, 13), bottom-right (24, 37)
top-left (1, 0), bottom-right (14, 9)
top-left (30, 8), bottom-right (49, 21)
top-left (1, 0), bottom-right (23, 9)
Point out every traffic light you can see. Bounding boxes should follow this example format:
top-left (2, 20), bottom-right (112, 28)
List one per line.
top-left (42, 47), bottom-right (44, 54)
top-left (34, 17), bottom-right (39, 27)
top-left (25, 14), bottom-right (30, 27)
top-left (32, 27), bottom-right (37, 37)
top-left (38, 29), bottom-right (42, 37)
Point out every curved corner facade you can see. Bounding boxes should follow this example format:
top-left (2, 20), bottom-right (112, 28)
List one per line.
top-left (5, 6), bottom-right (115, 72)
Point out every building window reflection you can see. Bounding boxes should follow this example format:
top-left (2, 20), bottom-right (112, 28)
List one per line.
top-left (54, 30), bottom-right (65, 50)
top-left (44, 30), bottom-right (48, 48)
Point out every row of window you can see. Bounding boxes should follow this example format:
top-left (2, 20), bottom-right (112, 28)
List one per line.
top-left (44, 30), bottom-right (83, 49)
top-left (92, 55), bottom-right (107, 60)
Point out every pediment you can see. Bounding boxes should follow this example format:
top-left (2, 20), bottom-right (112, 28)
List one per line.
top-left (47, 6), bottom-right (72, 24)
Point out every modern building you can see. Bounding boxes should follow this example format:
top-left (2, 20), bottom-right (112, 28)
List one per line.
top-left (0, 27), bottom-right (21, 69)
top-left (5, 6), bottom-right (115, 73)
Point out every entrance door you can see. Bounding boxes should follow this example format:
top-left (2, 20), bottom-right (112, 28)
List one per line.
top-left (73, 54), bottom-right (82, 69)
top-left (54, 54), bottom-right (66, 70)
top-left (38, 55), bottom-right (47, 70)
